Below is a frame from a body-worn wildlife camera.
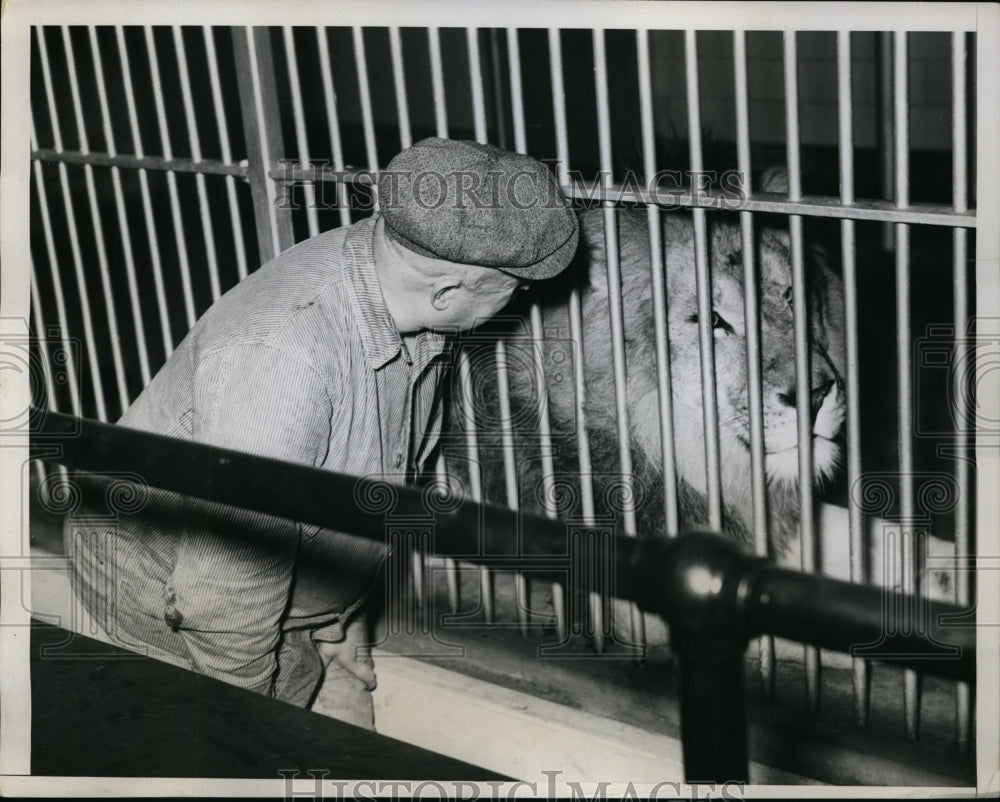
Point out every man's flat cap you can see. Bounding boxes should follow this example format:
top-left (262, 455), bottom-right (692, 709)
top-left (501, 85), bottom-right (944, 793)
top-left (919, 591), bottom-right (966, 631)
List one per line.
top-left (378, 137), bottom-right (578, 281)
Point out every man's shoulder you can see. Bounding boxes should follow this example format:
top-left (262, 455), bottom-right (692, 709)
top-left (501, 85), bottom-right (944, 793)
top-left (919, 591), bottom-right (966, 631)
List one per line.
top-left (251, 217), bottom-right (378, 295)
top-left (200, 219), bottom-right (376, 334)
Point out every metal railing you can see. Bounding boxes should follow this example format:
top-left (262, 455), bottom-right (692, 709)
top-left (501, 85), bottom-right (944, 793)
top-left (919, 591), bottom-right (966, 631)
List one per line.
top-left (30, 408), bottom-right (975, 782)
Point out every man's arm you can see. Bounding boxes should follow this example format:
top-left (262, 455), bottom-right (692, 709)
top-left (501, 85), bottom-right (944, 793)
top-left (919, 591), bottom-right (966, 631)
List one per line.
top-left (167, 342), bottom-right (334, 695)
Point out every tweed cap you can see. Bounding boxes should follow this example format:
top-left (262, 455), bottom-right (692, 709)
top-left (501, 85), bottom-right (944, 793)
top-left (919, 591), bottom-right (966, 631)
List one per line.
top-left (378, 137), bottom-right (578, 280)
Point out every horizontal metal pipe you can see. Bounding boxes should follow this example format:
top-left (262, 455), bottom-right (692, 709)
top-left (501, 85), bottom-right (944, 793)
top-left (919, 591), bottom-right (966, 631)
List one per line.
top-left (563, 187), bottom-right (975, 227)
top-left (265, 165), bottom-right (977, 228)
top-left (33, 408), bottom-right (976, 685)
top-left (31, 148), bottom-right (250, 177)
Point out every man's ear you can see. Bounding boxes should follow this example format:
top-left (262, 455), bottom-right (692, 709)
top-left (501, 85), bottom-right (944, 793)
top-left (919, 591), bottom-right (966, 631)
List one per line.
top-left (432, 282), bottom-right (461, 311)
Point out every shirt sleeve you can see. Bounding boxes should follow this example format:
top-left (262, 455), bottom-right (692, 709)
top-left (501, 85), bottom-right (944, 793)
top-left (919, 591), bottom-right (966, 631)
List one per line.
top-left (166, 342), bottom-right (334, 695)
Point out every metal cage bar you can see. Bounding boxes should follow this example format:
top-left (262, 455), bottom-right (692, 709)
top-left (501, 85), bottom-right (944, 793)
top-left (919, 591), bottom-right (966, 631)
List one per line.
top-left (893, 30), bottom-right (920, 743)
top-left (173, 26), bottom-right (223, 301)
top-left (594, 27), bottom-right (645, 651)
top-left (388, 27), bottom-right (413, 151)
top-left (283, 26), bottom-right (320, 239)
top-left (548, 26), bottom-right (603, 652)
top-left (352, 27), bottom-right (379, 173)
top-left (836, 28), bottom-right (870, 727)
top-left (428, 28), bottom-right (449, 139)
top-left (637, 29), bottom-right (680, 537)
top-left (233, 26), bottom-right (295, 261)
top-left (951, 29), bottom-right (973, 752)
top-left (733, 28), bottom-right (775, 700)
top-left (684, 30), bottom-right (724, 532)
top-left (315, 28), bottom-right (352, 230)
top-left (262, 160), bottom-right (978, 226)
top-left (783, 29), bottom-right (821, 712)
top-left (203, 26), bottom-right (250, 281)
top-left (457, 349), bottom-right (494, 624)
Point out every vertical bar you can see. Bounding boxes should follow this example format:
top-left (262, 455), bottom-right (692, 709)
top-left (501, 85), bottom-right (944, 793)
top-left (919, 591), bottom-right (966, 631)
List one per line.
top-left (388, 27), bottom-right (413, 150)
top-left (549, 26), bottom-right (601, 650)
top-left (974, 21), bottom-right (1000, 791)
top-left (233, 26), bottom-right (295, 262)
top-left (733, 28), bottom-right (775, 699)
top-left (434, 454), bottom-right (461, 613)
top-left (115, 26), bottom-right (173, 359)
top-left (676, 631), bottom-right (750, 783)
top-left (173, 26), bottom-right (223, 297)
top-left (893, 29), bottom-right (920, 742)
top-left (466, 28), bottom-right (488, 144)
top-left (638, 29), bottom-right (680, 538)
top-left (144, 26), bottom-right (198, 330)
top-left (204, 26), bottom-right (250, 281)
top-left (594, 28), bottom-right (645, 652)
top-left (29, 263), bottom-right (58, 416)
top-left (29, 150), bottom-right (81, 417)
top-left (29, 261), bottom-right (59, 495)
top-left (837, 29), bottom-right (869, 727)
top-left (510, 26), bottom-right (566, 638)
top-left (783, 29), bottom-right (821, 711)
top-left (316, 28), bottom-right (352, 229)
top-left (352, 27), bottom-right (379, 171)
top-left (547, 29), bottom-right (571, 197)
top-left (685, 30), bottom-right (723, 532)
top-left (60, 26), bottom-right (130, 416)
top-left (879, 32), bottom-right (895, 250)
top-left (951, 29), bottom-right (972, 753)
top-left (86, 25), bottom-right (151, 389)
top-left (33, 32), bottom-right (107, 422)
top-left (457, 351), bottom-right (493, 624)
top-left (495, 338), bottom-right (530, 634)
top-left (488, 29), bottom-right (510, 149)
top-left (428, 28), bottom-right (449, 139)
top-left (282, 26), bottom-right (320, 239)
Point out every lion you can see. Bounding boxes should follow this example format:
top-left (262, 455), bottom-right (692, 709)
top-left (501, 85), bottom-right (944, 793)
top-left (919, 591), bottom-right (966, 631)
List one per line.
top-left (451, 203), bottom-right (845, 554)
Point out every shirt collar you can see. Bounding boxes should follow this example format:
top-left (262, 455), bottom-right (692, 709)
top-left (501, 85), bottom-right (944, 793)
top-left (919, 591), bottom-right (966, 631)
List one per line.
top-left (344, 215), bottom-right (449, 371)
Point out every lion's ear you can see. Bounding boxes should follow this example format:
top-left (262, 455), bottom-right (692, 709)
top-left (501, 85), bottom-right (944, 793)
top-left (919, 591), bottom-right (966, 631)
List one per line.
top-left (758, 166), bottom-right (789, 194)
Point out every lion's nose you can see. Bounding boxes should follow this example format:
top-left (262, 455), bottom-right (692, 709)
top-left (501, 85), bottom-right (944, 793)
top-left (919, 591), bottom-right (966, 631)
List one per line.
top-left (777, 379), bottom-right (836, 421)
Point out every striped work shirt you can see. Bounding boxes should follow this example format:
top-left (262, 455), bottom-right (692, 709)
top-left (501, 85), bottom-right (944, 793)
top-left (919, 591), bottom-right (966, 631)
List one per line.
top-left (66, 214), bottom-right (450, 695)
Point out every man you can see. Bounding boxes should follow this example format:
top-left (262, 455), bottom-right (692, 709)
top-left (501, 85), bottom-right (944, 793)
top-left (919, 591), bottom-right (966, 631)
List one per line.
top-left (65, 137), bottom-right (579, 730)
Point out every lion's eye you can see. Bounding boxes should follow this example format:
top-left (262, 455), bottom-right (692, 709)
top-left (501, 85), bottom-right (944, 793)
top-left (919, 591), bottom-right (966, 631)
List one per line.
top-left (711, 311), bottom-right (734, 334)
top-left (687, 311), bottom-right (735, 335)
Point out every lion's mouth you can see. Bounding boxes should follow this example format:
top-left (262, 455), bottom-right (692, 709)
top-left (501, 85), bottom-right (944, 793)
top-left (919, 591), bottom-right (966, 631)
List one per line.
top-left (763, 434), bottom-right (839, 456)
top-left (736, 433), bottom-right (837, 454)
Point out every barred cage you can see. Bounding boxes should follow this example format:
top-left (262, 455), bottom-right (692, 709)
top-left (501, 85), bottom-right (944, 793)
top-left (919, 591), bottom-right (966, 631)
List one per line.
top-left (19, 2), bottom-right (997, 787)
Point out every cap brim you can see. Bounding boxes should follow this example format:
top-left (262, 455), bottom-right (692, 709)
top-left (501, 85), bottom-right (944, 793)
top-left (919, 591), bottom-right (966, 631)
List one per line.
top-left (496, 216), bottom-right (580, 281)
